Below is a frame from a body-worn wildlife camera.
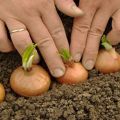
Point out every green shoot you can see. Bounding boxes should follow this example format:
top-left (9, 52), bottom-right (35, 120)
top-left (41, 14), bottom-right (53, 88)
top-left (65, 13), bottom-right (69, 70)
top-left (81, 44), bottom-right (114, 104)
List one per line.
top-left (102, 35), bottom-right (118, 59)
top-left (59, 49), bottom-right (72, 62)
top-left (101, 35), bottom-right (112, 51)
top-left (22, 44), bottom-right (37, 71)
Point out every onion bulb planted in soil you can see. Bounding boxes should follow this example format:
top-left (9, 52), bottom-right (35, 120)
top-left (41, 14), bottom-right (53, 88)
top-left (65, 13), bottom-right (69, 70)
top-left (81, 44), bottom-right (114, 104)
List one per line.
top-left (10, 44), bottom-right (51, 97)
top-left (57, 49), bottom-right (88, 84)
top-left (95, 35), bottom-right (120, 74)
top-left (0, 83), bottom-right (5, 103)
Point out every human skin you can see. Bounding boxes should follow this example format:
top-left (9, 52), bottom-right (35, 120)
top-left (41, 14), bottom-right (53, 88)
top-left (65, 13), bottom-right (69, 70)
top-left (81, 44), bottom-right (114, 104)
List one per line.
top-left (1, 0), bottom-right (120, 77)
top-left (107, 9), bottom-right (120, 45)
top-left (70, 0), bottom-right (120, 70)
top-left (0, 0), bottom-right (83, 77)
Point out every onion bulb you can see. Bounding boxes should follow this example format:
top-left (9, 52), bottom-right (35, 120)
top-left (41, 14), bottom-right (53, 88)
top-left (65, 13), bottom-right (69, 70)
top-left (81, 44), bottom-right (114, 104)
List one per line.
top-left (0, 83), bottom-right (5, 103)
top-left (10, 65), bottom-right (51, 97)
top-left (95, 35), bottom-right (120, 73)
top-left (10, 44), bottom-right (51, 97)
top-left (57, 49), bottom-right (88, 84)
top-left (58, 62), bottom-right (88, 84)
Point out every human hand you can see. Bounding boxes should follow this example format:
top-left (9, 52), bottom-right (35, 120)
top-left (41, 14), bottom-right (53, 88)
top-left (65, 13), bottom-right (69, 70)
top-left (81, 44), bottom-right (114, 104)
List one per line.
top-left (70, 0), bottom-right (120, 70)
top-left (107, 9), bottom-right (120, 45)
top-left (0, 0), bottom-right (82, 77)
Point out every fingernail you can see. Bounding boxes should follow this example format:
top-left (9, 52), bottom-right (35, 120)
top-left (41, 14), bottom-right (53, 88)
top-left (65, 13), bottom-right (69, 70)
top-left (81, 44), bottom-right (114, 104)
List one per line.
top-left (72, 5), bottom-right (84, 16)
top-left (83, 60), bottom-right (94, 70)
top-left (73, 53), bottom-right (81, 62)
top-left (52, 68), bottom-right (65, 78)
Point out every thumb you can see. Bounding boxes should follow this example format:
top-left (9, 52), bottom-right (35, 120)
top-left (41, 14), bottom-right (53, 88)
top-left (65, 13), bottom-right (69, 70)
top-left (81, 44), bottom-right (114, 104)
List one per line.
top-left (107, 9), bottom-right (120, 45)
top-left (54, 0), bottom-right (84, 17)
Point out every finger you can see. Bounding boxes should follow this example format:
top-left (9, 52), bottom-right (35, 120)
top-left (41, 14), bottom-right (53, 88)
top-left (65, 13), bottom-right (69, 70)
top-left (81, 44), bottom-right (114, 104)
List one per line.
top-left (5, 19), bottom-right (40, 64)
top-left (55, 0), bottom-right (83, 17)
top-left (82, 8), bottom-right (111, 70)
top-left (0, 20), bottom-right (14, 52)
top-left (107, 9), bottom-right (120, 45)
top-left (40, 3), bottom-right (69, 52)
top-left (70, 1), bottom-right (97, 62)
top-left (25, 17), bottom-right (65, 77)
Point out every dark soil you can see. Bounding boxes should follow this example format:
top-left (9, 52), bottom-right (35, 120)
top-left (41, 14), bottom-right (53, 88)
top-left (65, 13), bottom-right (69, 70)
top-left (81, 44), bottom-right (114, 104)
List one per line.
top-left (0, 7), bottom-right (120, 120)
top-left (1, 52), bottom-right (120, 120)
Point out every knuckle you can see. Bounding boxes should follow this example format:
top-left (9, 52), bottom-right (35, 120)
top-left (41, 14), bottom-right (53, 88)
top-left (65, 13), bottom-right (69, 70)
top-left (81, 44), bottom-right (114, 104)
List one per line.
top-left (85, 44), bottom-right (99, 57)
top-left (51, 27), bottom-right (65, 38)
top-left (89, 26), bottom-right (104, 36)
top-left (75, 41), bottom-right (86, 51)
top-left (38, 37), bottom-right (53, 48)
top-left (73, 23), bottom-right (90, 33)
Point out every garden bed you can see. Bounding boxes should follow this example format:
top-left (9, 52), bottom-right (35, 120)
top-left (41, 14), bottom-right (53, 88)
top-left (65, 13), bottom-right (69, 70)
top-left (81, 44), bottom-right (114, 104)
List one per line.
top-left (0, 10), bottom-right (120, 120)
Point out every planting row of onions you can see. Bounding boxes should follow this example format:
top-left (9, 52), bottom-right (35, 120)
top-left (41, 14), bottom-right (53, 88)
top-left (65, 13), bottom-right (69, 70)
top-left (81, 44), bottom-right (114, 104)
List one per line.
top-left (0, 35), bottom-right (120, 101)
top-left (58, 35), bottom-right (120, 85)
top-left (9, 43), bottom-right (88, 97)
